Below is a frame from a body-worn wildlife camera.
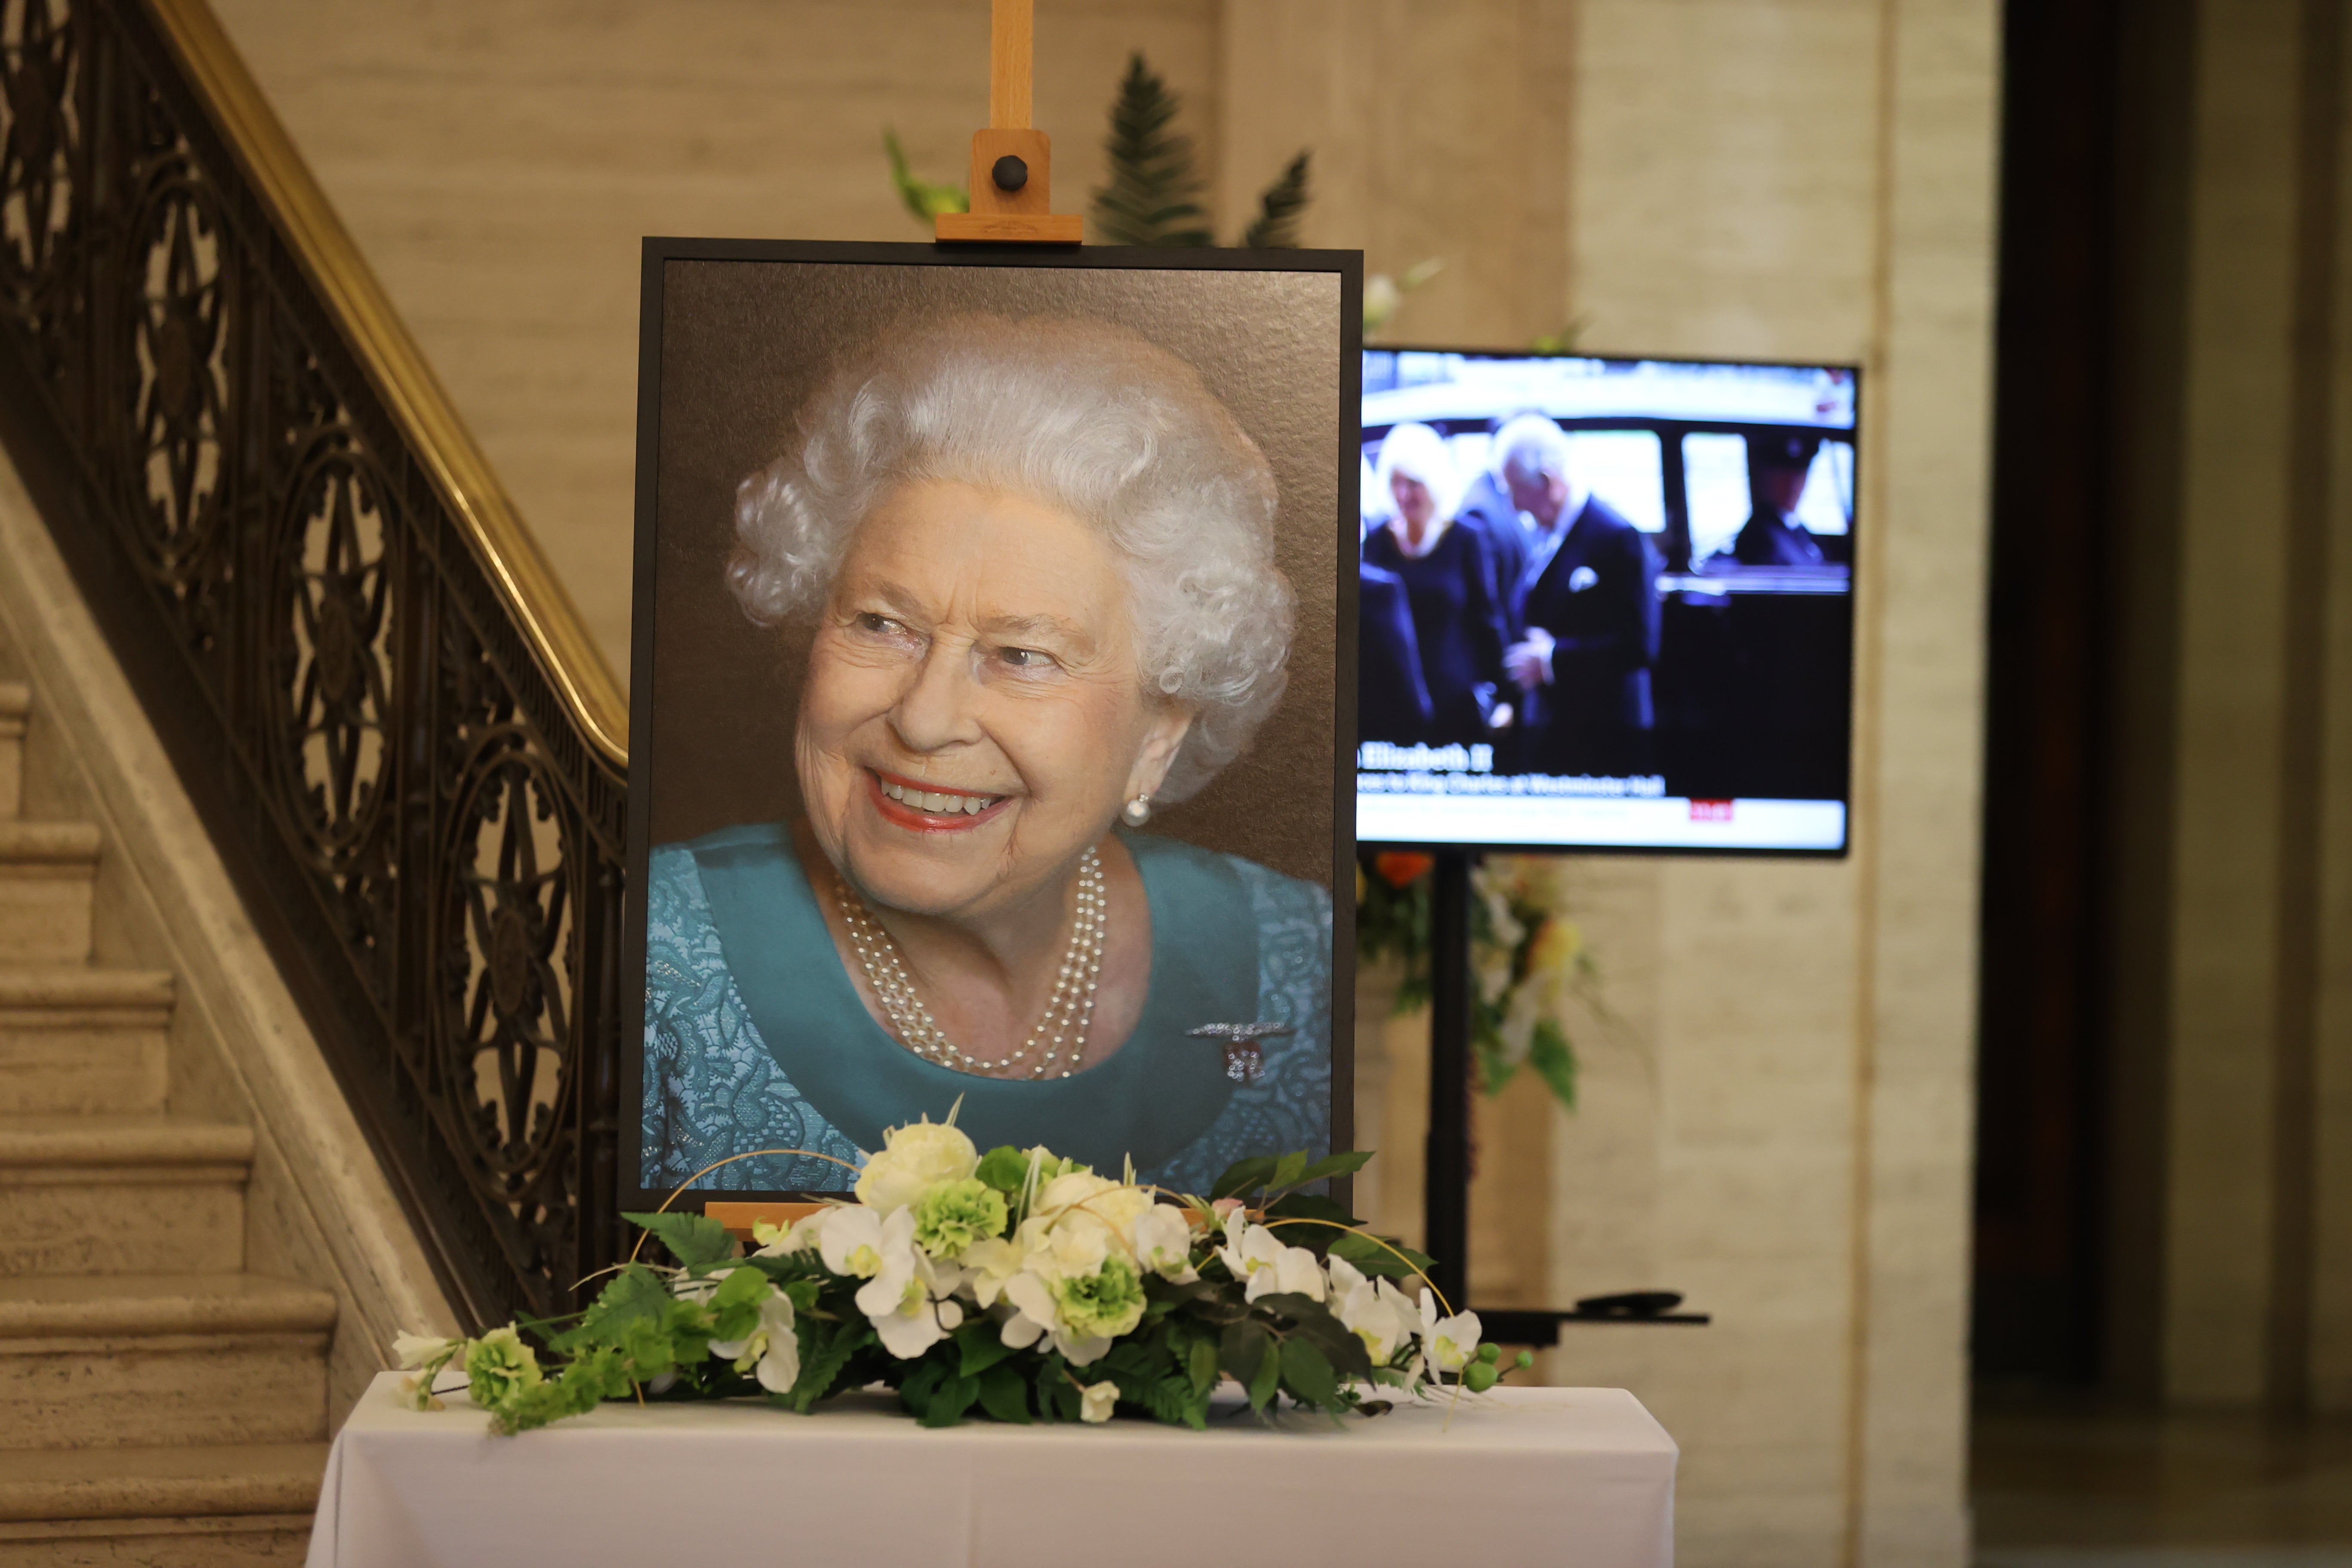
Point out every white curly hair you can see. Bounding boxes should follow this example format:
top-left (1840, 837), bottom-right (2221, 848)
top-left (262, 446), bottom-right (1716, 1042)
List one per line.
top-left (727, 313), bottom-right (1294, 805)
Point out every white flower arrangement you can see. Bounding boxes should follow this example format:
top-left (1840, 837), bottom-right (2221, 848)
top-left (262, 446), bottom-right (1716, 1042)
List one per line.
top-left (396, 1114), bottom-right (1528, 1434)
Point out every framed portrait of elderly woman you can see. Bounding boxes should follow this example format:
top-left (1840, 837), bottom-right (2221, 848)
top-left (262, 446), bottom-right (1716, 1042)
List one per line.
top-left (622, 239), bottom-right (1361, 1209)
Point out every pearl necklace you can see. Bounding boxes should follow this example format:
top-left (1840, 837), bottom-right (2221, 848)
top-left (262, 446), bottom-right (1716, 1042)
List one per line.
top-left (836, 848), bottom-right (1103, 1080)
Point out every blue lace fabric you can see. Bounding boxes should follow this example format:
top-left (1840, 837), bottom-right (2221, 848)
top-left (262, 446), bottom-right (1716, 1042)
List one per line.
top-left (639, 837), bottom-right (1332, 1196)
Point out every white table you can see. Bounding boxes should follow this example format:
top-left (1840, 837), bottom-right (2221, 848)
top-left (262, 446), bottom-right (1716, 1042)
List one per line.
top-left (309, 1371), bottom-right (1677, 1568)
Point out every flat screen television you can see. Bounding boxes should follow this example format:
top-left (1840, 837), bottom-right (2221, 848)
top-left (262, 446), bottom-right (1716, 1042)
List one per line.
top-left (1357, 348), bottom-right (1858, 854)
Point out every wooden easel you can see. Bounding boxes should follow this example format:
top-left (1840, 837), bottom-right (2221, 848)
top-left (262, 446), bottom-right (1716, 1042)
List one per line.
top-left (933, 0), bottom-right (1083, 244)
top-left (692, 6), bottom-right (1075, 1248)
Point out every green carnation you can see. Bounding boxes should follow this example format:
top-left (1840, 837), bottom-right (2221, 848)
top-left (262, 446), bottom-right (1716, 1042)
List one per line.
top-left (1054, 1254), bottom-right (1146, 1341)
top-left (912, 1177), bottom-right (1008, 1259)
top-left (465, 1325), bottom-right (543, 1412)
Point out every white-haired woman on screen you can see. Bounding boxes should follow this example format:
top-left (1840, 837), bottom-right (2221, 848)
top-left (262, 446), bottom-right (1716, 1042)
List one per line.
top-left (640, 315), bottom-right (1331, 1197)
top-left (1359, 421), bottom-right (1510, 745)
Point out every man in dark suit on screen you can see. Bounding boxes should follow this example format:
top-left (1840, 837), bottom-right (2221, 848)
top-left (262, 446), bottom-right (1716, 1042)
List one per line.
top-left (1732, 432), bottom-right (1838, 565)
top-left (1358, 560), bottom-right (1434, 744)
top-left (1453, 460), bottom-right (1531, 637)
top-left (1494, 414), bottom-right (1661, 778)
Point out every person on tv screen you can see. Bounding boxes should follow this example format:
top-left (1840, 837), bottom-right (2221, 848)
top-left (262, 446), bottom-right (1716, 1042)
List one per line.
top-left (640, 316), bottom-right (1330, 1195)
top-left (1496, 414), bottom-right (1662, 778)
top-left (1359, 421), bottom-right (1510, 745)
top-left (1733, 433), bottom-right (1834, 566)
top-left (1359, 558), bottom-right (1434, 742)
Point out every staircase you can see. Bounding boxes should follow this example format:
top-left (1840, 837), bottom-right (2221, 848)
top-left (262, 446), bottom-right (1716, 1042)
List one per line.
top-left (0, 683), bottom-right (328, 1564)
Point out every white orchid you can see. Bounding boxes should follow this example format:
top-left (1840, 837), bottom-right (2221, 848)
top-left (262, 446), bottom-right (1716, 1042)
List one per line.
top-left (818, 1202), bottom-right (908, 1280)
top-left (856, 1237), bottom-right (967, 1360)
top-left (391, 1332), bottom-right (460, 1371)
top-left (750, 1209), bottom-right (827, 1259)
top-left (1130, 1204), bottom-right (1199, 1283)
top-left (1079, 1381), bottom-right (1119, 1423)
top-left (959, 1233), bottom-right (1030, 1309)
top-left (854, 1117), bottom-right (979, 1215)
top-left (1217, 1219), bottom-right (1326, 1304)
top-left (1327, 1256), bottom-right (1417, 1365)
top-left (1418, 1289), bottom-right (1483, 1378)
top-left (710, 1285), bottom-right (802, 1393)
top-left (390, 1331), bottom-right (464, 1411)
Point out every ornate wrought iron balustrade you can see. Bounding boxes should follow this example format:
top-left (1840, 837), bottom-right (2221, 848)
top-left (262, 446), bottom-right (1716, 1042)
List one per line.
top-left (0, 0), bottom-right (629, 1329)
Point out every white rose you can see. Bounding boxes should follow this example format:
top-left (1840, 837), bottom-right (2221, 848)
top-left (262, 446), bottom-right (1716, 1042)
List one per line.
top-left (855, 1119), bottom-right (980, 1214)
top-left (1079, 1381), bottom-right (1119, 1424)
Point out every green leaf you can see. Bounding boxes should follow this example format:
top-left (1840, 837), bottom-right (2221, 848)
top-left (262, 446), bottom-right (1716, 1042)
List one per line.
top-left (956, 1318), bottom-right (1017, 1379)
top-left (1264, 1192), bottom-right (1358, 1231)
top-left (897, 1358), bottom-right (946, 1419)
top-left (790, 1320), bottom-right (868, 1413)
top-left (1253, 1294), bottom-right (1372, 1381)
top-left (1238, 150), bottom-right (1311, 248)
top-left (1297, 1150), bottom-right (1375, 1187)
top-left (978, 1364), bottom-right (1032, 1424)
top-left (975, 1145), bottom-right (1031, 1192)
top-left (1220, 1318), bottom-right (1269, 1388)
top-left (922, 1373), bottom-right (982, 1428)
top-left (882, 127), bottom-right (968, 223)
top-left (549, 1264), bottom-right (671, 1352)
top-left (1134, 1372), bottom-right (1208, 1430)
top-left (706, 1265), bottom-right (771, 1344)
top-left (1279, 1338), bottom-right (1339, 1408)
top-left (1187, 1334), bottom-right (1221, 1400)
top-left (1327, 1231), bottom-right (1436, 1283)
top-left (1529, 1022), bottom-right (1579, 1112)
top-left (1246, 1339), bottom-right (1283, 1411)
top-left (1268, 1151), bottom-right (1310, 1193)
top-left (1211, 1156), bottom-right (1277, 1201)
top-left (622, 1210), bottom-right (737, 1271)
top-left (1036, 1354), bottom-right (1081, 1421)
top-left (1090, 54), bottom-right (1213, 246)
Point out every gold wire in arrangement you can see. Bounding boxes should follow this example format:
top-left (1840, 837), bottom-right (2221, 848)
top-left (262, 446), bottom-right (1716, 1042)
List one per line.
top-left (1258, 1216), bottom-right (1454, 1318)
top-left (625, 1147), bottom-right (866, 1265)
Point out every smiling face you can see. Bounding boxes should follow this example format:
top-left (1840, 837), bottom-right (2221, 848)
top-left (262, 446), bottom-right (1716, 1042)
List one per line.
top-left (795, 480), bottom-right (1193, 926)
top-left (1389, 471), bottom-right (1437, 534)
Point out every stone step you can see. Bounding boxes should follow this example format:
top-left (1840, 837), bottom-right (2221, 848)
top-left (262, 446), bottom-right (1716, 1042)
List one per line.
top-left (0, 684), bottom-right (22, 823)
top-left (0, 1119), bottom-right (250, 1277)
top-left (0, 1442), bottom-right (324, 1535)
top-left (0, 1274), bottom-right (333, 1452)
top-left (0, 825), bottom-right (98, 968)
top-left (0, 970), bottom-right (174, 1116)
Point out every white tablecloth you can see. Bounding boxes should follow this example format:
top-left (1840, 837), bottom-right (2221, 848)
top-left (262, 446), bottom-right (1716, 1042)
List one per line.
top-left (309, 1371), bottom-right (1676, 1568)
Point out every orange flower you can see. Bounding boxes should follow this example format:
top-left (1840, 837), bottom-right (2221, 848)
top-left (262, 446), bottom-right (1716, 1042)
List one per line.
top-left (1373, 851), bottom-right (1436, 888)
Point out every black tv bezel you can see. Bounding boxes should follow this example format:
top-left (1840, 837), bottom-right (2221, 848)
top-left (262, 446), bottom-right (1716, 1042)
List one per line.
top-left (1355, 343), bottom-right (1862, 862)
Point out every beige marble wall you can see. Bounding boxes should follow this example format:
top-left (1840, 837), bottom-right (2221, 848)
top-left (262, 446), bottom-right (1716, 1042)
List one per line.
top-left (208, 0), bottom-right (1222, 683)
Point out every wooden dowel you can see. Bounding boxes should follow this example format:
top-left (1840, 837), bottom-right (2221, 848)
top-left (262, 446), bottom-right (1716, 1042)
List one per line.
top-left (990, 0), bottom-right (1033, 129)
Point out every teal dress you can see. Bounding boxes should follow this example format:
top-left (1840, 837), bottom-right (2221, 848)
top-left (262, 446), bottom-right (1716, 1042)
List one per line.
top-left (640, 826), bottom-right (1332, 1195)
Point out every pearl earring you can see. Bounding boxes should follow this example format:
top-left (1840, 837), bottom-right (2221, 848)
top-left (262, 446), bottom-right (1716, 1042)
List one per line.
top-left (1122, 793), bottom-right (1153, 827)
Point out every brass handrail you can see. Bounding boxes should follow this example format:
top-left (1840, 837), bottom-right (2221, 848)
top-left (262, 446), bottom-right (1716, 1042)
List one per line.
top-left (141, 0), bottom-right (631, 769)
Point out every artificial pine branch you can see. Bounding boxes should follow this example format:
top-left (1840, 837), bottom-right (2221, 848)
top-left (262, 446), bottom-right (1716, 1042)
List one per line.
top-left (1090, 54), bottom-right (1213, 247)
top-left (1240, 151), bottom-right (1312, 248)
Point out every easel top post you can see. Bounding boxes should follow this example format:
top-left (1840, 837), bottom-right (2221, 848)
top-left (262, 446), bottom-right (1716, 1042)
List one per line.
top-left (991, 0), bottom-right (1033, 130)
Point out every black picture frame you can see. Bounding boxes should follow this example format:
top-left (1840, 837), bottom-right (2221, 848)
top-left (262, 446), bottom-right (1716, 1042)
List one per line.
top-left (620, 237), bottom-right (1363, 1216)
top-left (1355, 343), bottom-right (1864, 861)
